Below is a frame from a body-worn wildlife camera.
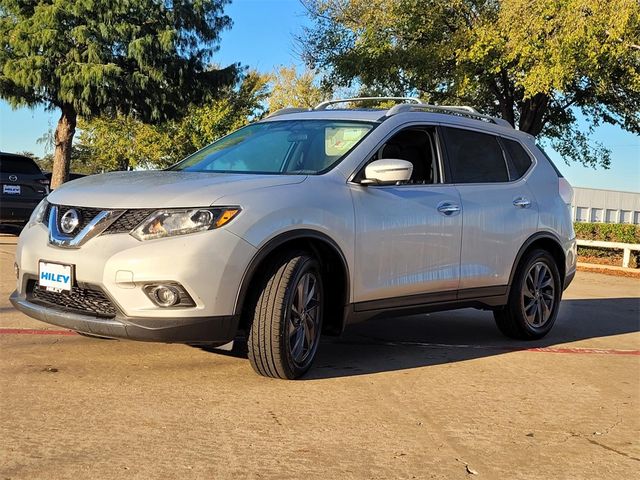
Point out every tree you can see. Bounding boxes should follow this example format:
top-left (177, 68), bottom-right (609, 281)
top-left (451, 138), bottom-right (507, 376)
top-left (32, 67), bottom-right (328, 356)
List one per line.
top-left (301, 0), bottom-right (640, 167)
top-left (268, 66), bottom-right (329, 111)
top-left (0, 0), bottom-right (238, 188)
top-left (74, 71), bottom-right (270, 171)
top-left (176, 70), bottom-right (270, 152)
top-left (74, 116), bottom-right (177, 172)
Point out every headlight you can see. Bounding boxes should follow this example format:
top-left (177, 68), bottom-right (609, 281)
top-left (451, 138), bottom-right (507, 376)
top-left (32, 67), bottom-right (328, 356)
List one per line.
top-left (130, 207), bottom-right (240, 241)
top-left (27, 198), bottom-right (49, 228)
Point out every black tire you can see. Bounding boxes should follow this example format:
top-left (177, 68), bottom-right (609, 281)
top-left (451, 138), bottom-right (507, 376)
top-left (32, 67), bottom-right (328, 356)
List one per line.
top-left (247, 252), bottom-right (323, 379)
top-left (494, 249), bottom-right (562, 340)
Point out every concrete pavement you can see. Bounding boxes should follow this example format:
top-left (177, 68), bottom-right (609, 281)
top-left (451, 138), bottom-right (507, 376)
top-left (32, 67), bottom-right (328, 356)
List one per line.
top-left (1, 234), bottom-right (638, 479)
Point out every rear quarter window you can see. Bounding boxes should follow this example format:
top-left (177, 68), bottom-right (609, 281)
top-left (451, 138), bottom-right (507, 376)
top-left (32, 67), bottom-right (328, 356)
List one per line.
top-left (0, 156), bottom-right (42, 175)
top-left (502, 139), bottom-right (533, 179)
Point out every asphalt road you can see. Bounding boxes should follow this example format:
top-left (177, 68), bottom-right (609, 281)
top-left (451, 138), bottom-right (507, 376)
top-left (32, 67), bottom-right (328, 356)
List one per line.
top-left (0, 234), bottom-right (638, 479)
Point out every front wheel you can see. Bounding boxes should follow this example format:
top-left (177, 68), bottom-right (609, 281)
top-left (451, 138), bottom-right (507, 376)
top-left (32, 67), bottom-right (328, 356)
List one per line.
top-left (494, 249), bottom-right (562, 340)
top-left (247, 253), bottom-right (323, 379)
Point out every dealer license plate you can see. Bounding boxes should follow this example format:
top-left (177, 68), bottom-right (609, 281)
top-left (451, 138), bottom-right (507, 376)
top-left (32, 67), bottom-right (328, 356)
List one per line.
top-left (38, 261), bottom-right (73, 292)
top-left (3, 185), bottom-right (21, 195)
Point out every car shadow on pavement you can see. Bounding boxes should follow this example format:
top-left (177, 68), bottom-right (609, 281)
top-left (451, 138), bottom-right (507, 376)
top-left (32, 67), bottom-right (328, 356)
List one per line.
top-left (307, 297), bottom-right (640, 379)
top-left (201, 297), bottom-right (639, 379)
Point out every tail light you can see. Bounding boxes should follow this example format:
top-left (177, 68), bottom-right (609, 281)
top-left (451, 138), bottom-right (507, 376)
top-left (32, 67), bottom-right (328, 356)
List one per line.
top-left (37, 178), bottom-right (50, 193)
top-left (559, 177), bottom-right (573, 205)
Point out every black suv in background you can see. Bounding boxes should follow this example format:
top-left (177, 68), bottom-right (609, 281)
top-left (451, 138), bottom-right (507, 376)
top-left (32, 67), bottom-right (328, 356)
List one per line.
top-left (0, 153), bottom-right (49, 226)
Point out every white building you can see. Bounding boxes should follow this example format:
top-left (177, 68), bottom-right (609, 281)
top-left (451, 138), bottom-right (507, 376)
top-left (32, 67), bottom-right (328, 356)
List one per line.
top-left (572, 187), bottom-right (640, 224)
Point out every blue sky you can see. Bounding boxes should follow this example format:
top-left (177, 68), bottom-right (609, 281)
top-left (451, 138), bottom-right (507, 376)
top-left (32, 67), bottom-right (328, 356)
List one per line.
top-left (0, 0), bottom-right (638, 191)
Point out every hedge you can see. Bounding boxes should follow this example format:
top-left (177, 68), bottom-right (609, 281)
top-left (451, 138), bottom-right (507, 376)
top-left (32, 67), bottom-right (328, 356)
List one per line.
top-left (573, 222), bottom-right (640, 244)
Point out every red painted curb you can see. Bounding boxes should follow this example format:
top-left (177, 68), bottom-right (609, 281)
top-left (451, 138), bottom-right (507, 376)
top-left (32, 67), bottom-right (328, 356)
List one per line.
top-left (0, 328), bottom-right (77, 336)
top-left (1, 329), bottom-right (638, 356)
top-left (526, 346), bottom-right (640, 356)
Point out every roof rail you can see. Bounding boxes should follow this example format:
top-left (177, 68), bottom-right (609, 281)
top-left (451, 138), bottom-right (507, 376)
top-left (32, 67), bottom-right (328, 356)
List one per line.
top-left (437, 105), bottom-right (480, 114)
top-left (314, 97), bottom-right (423, 110)
top-left (268, 98), bottom-right (512, 128)
top-left (267, 107), bottom-right (310, 118)
top-left (384, 103), bottom-right (512, 128)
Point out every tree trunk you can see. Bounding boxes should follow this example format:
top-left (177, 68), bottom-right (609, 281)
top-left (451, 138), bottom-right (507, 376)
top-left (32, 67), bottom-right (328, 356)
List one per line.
top-left (118, 157), bottom-right (130, 171)
top-left (498, 70), bottom-right (516, 127)
top-left (51, 104), bottom-right (77, 190)
top-left (518, 93), bottom-right (549, 136)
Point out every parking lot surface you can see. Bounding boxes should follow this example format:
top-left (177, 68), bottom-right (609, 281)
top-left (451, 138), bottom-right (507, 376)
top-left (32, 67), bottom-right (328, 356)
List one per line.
top-left (1, 234), bottom-right (638, 479)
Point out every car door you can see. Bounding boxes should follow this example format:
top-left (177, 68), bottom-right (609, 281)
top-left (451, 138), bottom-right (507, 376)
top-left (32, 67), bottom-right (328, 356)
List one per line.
top-left (441, 126), bottom-right (539, 292)
top-left (350, 125), bottom-right (463, 307)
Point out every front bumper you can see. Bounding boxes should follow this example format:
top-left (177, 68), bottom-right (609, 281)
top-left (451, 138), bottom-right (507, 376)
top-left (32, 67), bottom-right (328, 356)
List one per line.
top-left (13, 222), bottom-right (257, 342)
top-left (10, 290), bottom-right (238, 343)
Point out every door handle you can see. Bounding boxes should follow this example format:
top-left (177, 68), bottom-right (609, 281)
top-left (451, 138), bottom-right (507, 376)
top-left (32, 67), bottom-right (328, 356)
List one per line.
top-left (513, 197), bottom-right (531, 208)
top-left (437, 202), bottom-right (461, 216)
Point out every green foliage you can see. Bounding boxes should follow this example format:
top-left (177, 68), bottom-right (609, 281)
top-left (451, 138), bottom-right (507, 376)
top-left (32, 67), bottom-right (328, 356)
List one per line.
top-left (574, 222), bottom-right (640, 244)
top-left (301, 0), bottom-right (640, 167)
top-left (73, 71), bottom-right (270, 172)
top-left (75, 116), bottom-right (178, 171)
top-left (267, 66), bottom-right (329, 111)
top-left (36, 147), bottom-right (95, 174)
top-left (576, 246), bottom-right (637, 268)
top-left (0, 0), bottom-right (237, 120)
top-left (574, 222), bottom-right (640, 267)
top-left (0, 0), bottom-right (239, 186)
top-left (177, 71), bottom-right (269, 151)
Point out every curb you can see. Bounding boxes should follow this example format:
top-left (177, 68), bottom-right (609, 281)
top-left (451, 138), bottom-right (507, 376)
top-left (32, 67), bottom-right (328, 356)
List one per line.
top-left (577, 262), bottom-right (640, 278)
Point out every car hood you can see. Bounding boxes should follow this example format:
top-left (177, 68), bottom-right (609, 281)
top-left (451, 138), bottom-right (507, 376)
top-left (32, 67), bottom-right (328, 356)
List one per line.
top-left (47, 171), bottom-right (307, 209)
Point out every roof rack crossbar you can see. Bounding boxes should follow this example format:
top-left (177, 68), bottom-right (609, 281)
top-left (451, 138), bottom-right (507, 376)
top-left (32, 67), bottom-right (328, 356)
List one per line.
top-left (384, 104), bottom-right (512, 128)
top-left (314, 97), bottom-right (424, 110)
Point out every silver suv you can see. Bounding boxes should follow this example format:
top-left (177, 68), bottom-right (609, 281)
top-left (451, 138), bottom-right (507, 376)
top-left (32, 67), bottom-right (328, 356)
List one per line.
top-left (11, 98), bottom-right (577, 379)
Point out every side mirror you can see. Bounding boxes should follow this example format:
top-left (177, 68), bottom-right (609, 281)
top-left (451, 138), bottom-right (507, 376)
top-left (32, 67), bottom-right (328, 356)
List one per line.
top-left (361, 159), bottom-right (413, 185)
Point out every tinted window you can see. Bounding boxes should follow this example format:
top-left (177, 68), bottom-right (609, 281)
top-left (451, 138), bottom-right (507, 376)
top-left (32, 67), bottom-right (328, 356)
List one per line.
top-left (502, 139), bottom-right (532, 179)
top-left (443, 128), bottom-right (508, 183)
top-left (377, 127), bottom-right (438, 184)
top-left (0, 155), bottom-right (42, 174)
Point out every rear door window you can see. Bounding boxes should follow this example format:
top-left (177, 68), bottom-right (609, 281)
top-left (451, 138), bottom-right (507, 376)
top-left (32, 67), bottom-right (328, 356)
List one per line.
top-left (0, 156), bottom-right (42, 175)
top-left (442, 128), bottom-right (509, 183)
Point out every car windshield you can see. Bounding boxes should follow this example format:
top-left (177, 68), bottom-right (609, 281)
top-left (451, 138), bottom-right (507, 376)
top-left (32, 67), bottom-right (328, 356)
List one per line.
top-left (170, 120), bottom-right (376, 174)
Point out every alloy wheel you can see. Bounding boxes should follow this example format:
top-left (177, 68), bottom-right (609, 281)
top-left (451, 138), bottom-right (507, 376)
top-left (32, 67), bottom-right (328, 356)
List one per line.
top-left (288, 272), bottom-right (321, 366)
top-left (521, 261), bottom-right (556, 328)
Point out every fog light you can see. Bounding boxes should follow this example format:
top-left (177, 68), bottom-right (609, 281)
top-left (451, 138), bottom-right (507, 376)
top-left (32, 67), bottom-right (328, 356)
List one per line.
top-left (143, 283), bottom-right (195, 308)
top-left (150, 285), bottom-right (180, 307)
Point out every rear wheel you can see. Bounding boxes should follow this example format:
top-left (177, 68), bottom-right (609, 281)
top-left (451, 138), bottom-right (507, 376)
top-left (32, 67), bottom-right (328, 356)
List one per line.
top-left (494, 249), bottom-right (561, 340)
top-left (247, 253), bottom-right (323, 379)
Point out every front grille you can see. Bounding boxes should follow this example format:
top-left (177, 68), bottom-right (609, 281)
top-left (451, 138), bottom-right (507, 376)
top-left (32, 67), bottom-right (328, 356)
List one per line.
top-left (28, 280), bottom-right (117, 318)
top-left (46, 203), bottom-right (154, 235)
top-left (56, 205), bottom-right (103, 231)
top-left (104, 209), bottom-right (154, 234)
